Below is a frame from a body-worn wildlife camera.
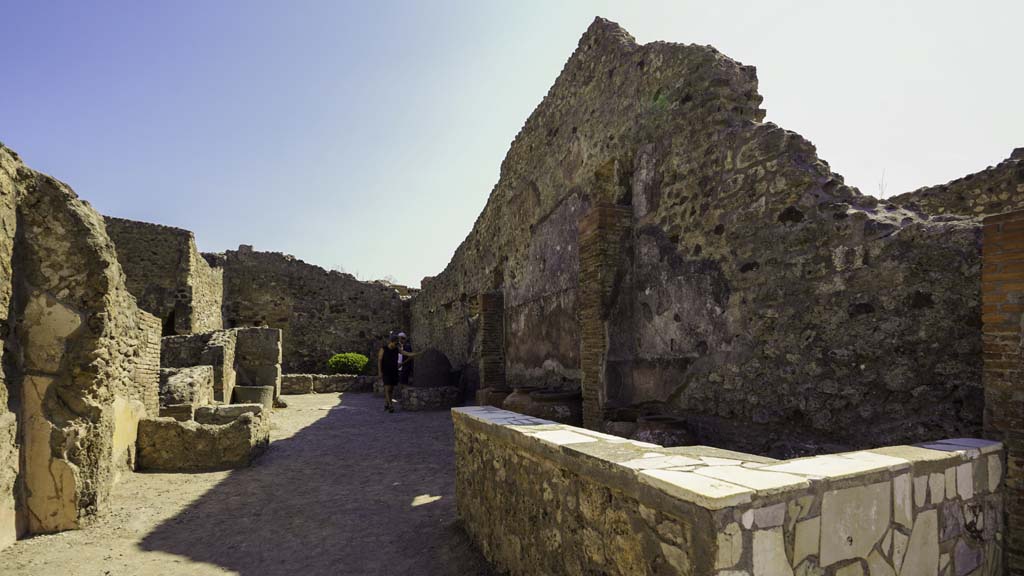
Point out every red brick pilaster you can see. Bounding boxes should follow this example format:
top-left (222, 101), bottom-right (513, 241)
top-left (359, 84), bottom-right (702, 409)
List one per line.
top-left (578, 204), bottom-right (632, 430)
top-left (982, 209), bottom-right (1024, 572)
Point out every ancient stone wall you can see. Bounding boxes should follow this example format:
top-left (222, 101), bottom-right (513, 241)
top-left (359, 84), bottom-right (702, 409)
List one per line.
top-left (891, 149), bottom-right (1024, 217)
top-left (0, 144), bottom-right (159, 546)
top-left (162, 330), bottom-right (237, 403)
top-left (208, 246), bottom-right (405, 373)
top-left (412, 18), bottom-right (1009, 453)
top-left (105, 217), bottom-right (224, 335)
top-left (455, 406), bottom-right (1005, 576)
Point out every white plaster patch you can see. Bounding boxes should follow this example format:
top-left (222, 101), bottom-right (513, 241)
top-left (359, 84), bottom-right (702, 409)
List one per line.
top-left (762, 455), bottom-right (890, 480)
top-left (695, 466), bottom-right (809, 495)
top-left (639, 469), bottom-right (752, 510)
top-left (527, 429), bottom-right (599, 446)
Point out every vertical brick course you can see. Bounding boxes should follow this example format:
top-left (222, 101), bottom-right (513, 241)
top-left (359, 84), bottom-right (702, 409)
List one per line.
top-left (478, 292), bottom-right (507, 391)
top-left (983, 209), bottom-right (1024, 573)
top-left (578, 204), bottom-right (632, 430)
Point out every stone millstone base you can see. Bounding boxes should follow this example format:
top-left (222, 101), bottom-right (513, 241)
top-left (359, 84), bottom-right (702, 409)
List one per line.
top-left (400, 386), bottom-right (459, 411)
top-left (232, 385), bottom-right (275, 408)
top-left (137, 406), bottom-right (270, 472)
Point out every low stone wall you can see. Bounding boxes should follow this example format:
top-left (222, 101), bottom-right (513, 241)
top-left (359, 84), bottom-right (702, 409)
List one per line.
top-left (280, 374), bottom-right (373, 395)
top-left (454, 407), bottom-right (1005, 576)
top-left (401, 386), bottom-right (459, 411)
top-left (162, 330), bottom-right (237, 403)
top-left (137, 405), bottom-right (269, 472)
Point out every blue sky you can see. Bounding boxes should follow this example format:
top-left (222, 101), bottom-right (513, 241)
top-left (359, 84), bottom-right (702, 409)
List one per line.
top-left (2, 1), bottom-right (1021, 287)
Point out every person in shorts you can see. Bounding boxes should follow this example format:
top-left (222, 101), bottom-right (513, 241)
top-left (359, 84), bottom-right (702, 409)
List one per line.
top-left (377, 335), bottom-right (401, 413)
top-left (397, 332), bottom-right (414, 394)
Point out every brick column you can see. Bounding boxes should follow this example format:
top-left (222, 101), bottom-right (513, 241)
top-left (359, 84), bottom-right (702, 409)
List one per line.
top-left (478, 292), bottom-right (507, 392)
top-left (578, 204), bottom-right (632, 430)
top-left (982, 209), bottom-right (1024, 572)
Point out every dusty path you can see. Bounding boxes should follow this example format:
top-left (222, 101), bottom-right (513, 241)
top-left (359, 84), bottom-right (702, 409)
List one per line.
top-left (0, 393), bottom-right (493, 576)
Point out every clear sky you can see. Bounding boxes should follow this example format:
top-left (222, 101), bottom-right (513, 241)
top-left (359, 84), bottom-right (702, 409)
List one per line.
top-left (2, 1), bottom-right (1021, 287)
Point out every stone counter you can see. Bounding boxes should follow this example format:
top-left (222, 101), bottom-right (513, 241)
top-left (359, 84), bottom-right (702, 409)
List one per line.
top-left (453, 406), bottom-right (1005, 576)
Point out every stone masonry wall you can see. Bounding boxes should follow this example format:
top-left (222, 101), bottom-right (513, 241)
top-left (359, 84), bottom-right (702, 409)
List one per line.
top-left (413, 18), bottom-right (1004, 454)
top-left (0, 144), bottom-right (159, 544)
top-left (162, 330), bottom-right (237, 403)
top-left (208, 246), bottom-right (404, 373)
top-left (455, 406), bottom-right (1005, 576)
top-left (981, 209), bottom-right (1024, 572)
top-left (105, 217), bottom-right (224, 335)
top-left (891, 149), bottom-right (1024, 218)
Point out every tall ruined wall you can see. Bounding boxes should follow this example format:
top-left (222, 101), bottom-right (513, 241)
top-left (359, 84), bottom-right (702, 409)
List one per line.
top-left (890, 149), bottom-right (1024, 217)
top-left (412, 18), bottom-right (1011, 454)
top-left (0, 144), bottom-right (20, 549)
top-left (207, 247), bottom-right (404, 373)
top-left (0, 144), bottom-right (159, 545)
top-left (105, 217), bottom-right (223, 335)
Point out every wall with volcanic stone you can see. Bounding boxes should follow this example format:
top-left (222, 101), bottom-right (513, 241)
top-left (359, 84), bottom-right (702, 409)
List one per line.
top-left (411, 18), bottom-right (1021, 455)
top-left (0, 144), bottom-right (160, 547)
top-left (206, 247), bottom-right (406, 373)
top-left (105, 217), bottom-right (224, 335)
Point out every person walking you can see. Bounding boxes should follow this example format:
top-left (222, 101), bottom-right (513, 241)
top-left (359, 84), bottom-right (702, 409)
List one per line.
top-left (377, 335), bottom-right (401, 413)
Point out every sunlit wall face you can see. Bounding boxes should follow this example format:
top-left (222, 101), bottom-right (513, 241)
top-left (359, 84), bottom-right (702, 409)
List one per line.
top-left (2, 0), bottom-right (1021, 287)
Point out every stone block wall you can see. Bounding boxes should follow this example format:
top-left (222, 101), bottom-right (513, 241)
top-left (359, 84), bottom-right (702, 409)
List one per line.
top-left (162, 330), bottom-right (237, 403)
top-left (454, 406), bottom-right (1005, 576)
top-left (207, 246), bottom-right (405, 373)
top-left (412, 18), bottom-right (1005, 455)
top-left (233, 327), bottom-right (282, 398)
top-left (105, 217), bottom-right (224, 335)
top-left (137, 407), bottom-right (269, 472)
top-left (0, 144), bottom-right (160, 546)
top-left (478, 292), bottom-right (506, 391)
top-left (981, 209), bottom-right (1024, 572)
top-left (891, 149), bottom-right (1024, 218)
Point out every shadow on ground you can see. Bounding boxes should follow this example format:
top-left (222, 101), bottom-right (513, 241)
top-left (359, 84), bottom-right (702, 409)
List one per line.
top-left (139, 393), bottom-right (494, 576)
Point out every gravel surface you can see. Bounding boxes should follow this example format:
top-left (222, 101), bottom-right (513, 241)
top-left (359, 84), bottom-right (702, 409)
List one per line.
top-left (0, 393), bottom-right (493, 576)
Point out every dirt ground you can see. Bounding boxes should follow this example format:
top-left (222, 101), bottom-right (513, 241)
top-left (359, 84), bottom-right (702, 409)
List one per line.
top-left (0, 393), bottom-right (494, 576)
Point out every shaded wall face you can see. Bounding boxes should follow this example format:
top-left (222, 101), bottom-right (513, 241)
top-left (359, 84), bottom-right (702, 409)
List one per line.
top-left (412, 19), bottom-right (1000, 454)
top-left (216, 249), bottom-right (404, 374)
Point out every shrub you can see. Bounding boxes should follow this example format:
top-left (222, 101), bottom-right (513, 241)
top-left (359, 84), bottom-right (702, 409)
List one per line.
top-left (327, 352), bottom-right (369, 375)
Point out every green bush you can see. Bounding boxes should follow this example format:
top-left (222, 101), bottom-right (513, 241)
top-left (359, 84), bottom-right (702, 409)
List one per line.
top-left (327, 352), bottom-right (369, 375)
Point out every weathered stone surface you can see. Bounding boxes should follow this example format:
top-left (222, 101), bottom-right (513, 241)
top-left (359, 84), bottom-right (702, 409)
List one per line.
top-left (194, 404), bottom-right (263, 426)
top-left (281, 373), bottom-right (314, 395)
top-left (205, 246), bottom-right (407, 373)
top-left (410, 16), bottom-right (1000, 454)
top-left (105, 217), bottom-right (224, 335)
top-left (233, 327), bottom-right (282, 399)
top-left (0, 143), bottom-right (160, 544)
top-left (162, 330), bottom-right (237, 403)
top-left (400, 386), bottom-right (459, 411)
top-left (716, 522), bottom-right (742, 569)
top-left (820, 481), bottom-right (891, 566)
top-left (137, 413), bottom-right (269, 472)
top-left (159, 366), bottom-right (215, 407)
top-left (159, 404), bottom-right (195, 422)
top-left (752, 528), bottom-right (793, 576)
top-left (793, 517), bottom-right (820, 567)
top-left (867, 550), bottom-right (895, 576)
top-left (890, 153), bottom-right (1024, 218)
top-left (894, 473), bottom-right (913, 528)
top-left (232, 386), bottom-right (275, 409)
